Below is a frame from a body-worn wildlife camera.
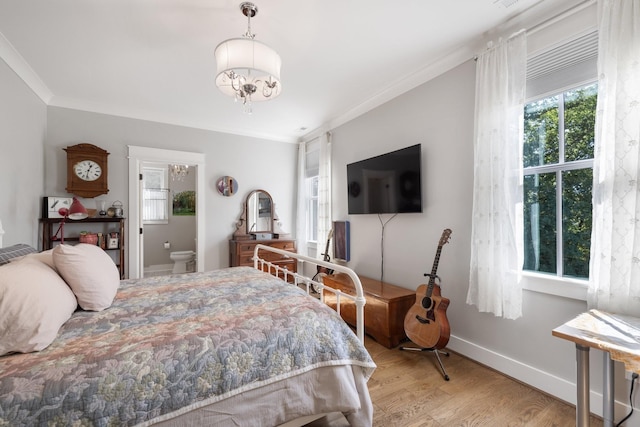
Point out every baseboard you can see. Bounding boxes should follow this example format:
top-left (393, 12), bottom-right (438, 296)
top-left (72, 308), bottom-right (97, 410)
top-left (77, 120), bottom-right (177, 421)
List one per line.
top-left (447, 334), bottom-right (637, 424)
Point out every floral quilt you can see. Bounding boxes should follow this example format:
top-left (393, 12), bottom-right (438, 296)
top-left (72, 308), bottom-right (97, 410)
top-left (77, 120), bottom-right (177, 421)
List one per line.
top-left (0, 267), bottom-right (375, 426)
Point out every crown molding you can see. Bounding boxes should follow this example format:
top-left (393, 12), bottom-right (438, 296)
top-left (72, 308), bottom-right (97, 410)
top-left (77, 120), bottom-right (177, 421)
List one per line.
top-left (0, 30), bottom-right (53, 104)
top-left (47, 96), bottom-right (297, 144)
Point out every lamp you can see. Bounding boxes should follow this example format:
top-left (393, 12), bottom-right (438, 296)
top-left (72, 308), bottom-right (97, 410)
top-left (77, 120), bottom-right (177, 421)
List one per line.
top-left (214, 2), bottom-right (281, 114)
top-left (53, 197), bottom-right (89, 243)
top-left (170, 164), bottom-right (189, 181)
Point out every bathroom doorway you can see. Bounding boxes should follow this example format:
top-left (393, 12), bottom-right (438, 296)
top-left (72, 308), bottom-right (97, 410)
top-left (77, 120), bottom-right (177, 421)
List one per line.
top-left (127, 146), bottom-right (205, 279)
top-left (141, 162), bottom-right (197, 277)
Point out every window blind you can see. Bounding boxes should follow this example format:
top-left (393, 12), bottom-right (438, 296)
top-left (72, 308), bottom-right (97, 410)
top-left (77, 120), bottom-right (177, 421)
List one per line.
top-left (526, 30), bottom-right (598, 99)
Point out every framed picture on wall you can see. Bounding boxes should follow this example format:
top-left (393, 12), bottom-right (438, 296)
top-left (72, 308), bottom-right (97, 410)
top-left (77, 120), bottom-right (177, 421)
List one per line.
top-left (43, 197), bottom-right (73, 218)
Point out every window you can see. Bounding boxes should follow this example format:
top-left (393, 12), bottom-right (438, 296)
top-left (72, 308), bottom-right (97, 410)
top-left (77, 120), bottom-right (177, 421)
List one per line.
top-left (306, 175), bottom-right (318, 243)
top-left (142, 166), bottom-right (169, 224)
top-left (523, 82), bottom-right (597, 279)
top-left (304, 139), bottom-right (320, 246)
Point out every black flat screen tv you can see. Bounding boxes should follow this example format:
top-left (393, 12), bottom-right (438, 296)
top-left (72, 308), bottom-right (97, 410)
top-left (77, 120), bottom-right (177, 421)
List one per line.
top-left (347, 144), bottom-right (422, 215)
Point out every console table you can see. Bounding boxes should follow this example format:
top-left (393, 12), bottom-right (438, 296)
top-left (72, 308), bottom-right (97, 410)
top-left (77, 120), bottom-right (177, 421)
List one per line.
top-left (552, 309), bottom-right (640, 427)
top-left (322, 273), bottom-right (415, 348)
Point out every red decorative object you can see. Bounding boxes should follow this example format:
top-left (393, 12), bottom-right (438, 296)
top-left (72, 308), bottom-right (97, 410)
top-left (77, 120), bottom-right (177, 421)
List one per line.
top-left (52, 197), bottom-right (89, 243)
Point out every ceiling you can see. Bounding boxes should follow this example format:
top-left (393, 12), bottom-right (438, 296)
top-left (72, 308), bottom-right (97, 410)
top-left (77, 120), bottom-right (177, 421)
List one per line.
top-left (0, 0), bottom-right (576, 143)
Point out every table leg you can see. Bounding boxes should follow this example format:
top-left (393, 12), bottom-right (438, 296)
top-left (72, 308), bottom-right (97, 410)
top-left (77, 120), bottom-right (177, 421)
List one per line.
top-left (603, 352), bottom-right (614, 427)
top-left (576, 344), bottom-right (590, 427)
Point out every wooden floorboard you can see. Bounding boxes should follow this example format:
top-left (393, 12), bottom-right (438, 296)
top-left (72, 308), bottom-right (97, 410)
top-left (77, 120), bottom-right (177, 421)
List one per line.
top-left (313, 336), bottom-right (603, 427)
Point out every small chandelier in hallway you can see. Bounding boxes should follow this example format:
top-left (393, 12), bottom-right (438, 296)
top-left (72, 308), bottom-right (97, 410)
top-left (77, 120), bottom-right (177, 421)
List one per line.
top-left (170, 164), bottom-right (189, 181)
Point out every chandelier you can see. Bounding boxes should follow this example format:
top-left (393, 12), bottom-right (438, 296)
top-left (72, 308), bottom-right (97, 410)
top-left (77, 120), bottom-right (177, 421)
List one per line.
top-left (214, 2), bottom-right (281, 114)
top-left (170, 164), bottom-right (189, 181)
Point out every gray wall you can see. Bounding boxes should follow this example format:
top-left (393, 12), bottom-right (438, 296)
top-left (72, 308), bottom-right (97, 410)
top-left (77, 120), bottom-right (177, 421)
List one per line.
top-left (0, 58), bottom-right (47, 246)
top-left (42, 107), bottom-right (297, 272)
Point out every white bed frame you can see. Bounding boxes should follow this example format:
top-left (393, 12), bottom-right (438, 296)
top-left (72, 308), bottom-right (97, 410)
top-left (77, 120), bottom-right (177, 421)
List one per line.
top-left (253, 244), bottom-right (366, 343)
top-left (254, 244), bottom-right (368, 427)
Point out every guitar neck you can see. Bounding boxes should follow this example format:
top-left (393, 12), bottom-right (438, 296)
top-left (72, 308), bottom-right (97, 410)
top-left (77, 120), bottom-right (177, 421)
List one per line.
top-left (425, 246), bottom-right (443, 295)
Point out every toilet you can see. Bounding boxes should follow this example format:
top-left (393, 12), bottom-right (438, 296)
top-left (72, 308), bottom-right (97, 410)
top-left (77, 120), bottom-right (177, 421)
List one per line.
top-left (169, 250), bottom-right (196, 274)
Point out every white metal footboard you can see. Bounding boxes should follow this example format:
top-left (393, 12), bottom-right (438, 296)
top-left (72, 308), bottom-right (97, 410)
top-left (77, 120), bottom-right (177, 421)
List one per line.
top-left (253, 244), bottom-right (366, 343)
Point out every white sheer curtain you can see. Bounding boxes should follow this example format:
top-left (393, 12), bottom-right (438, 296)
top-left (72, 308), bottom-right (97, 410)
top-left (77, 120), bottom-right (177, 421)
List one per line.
top-left (295, 142), bottom-right (307, 254)
top-left (467, 31), bottom-right (527, 320)
top-left (588, 0), bottom-right (640, 316)
top-left (316, 132), bottom-right (333, 260)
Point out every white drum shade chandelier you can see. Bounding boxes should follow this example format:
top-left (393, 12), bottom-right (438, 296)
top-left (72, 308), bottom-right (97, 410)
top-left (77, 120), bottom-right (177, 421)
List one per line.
top-left (214, 2), bottom-right (281, 114)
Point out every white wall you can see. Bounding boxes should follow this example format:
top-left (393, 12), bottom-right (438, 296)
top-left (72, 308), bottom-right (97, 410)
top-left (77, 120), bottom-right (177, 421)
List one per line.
top-left (0, 58), bottom-right (47, 246)
top-left (44, 107), bottom-right (298, 272)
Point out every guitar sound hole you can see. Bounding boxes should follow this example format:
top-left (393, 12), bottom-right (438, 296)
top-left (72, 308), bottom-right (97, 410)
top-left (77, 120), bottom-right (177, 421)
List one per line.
top-left (422, 297), bottom-right (432, 309)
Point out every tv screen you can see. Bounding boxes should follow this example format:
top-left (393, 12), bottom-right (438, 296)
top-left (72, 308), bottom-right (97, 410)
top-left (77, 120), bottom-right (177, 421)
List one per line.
top-left (347, 144), bottom-right (422, 215)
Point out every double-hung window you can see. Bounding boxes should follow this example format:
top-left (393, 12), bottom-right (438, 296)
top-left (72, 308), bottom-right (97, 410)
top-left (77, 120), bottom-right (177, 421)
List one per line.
top-left (304, 139), bottom-right (320, 252)
top-left (142, 166), bottom-right (169, 224)
top-left (523, 83), bottom-right (596, 279)
top-left (522, 31), bottom-right (598, 281)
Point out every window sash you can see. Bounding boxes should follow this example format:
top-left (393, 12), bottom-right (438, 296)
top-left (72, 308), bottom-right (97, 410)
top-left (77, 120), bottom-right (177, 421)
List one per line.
top-left (522, 83), bottom-right (596, 279)
top-left (143, 167), bottom-right (169, 224)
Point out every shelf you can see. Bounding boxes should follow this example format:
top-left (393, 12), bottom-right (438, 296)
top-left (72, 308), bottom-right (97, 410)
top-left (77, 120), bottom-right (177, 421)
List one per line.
top-left (40, 217), bottom-right (126, 279)
top-left (40, 216), bottom-right (125, 223)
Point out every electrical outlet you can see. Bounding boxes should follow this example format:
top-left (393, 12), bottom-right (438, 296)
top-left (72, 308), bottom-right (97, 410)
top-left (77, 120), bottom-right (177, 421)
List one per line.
top-left (625, 370), bottom-right (639, 381)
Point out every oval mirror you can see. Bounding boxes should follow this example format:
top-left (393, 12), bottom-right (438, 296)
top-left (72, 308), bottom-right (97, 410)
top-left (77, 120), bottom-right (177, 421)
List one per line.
top-left (216, 176), bottom-right (238, 196)
top-left (246, 190), bottom-right (273, 233)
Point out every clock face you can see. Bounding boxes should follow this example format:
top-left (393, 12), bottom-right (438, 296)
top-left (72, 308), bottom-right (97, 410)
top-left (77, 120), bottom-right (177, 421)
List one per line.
top-left (74, 160), bottom-right (102, 181)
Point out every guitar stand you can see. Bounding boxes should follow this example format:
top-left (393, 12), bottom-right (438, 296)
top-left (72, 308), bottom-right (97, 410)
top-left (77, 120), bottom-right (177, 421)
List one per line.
top-left (399, 345), bottom-right (450, 381)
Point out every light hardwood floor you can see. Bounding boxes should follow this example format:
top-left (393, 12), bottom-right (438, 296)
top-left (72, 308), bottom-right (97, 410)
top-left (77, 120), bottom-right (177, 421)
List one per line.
top-left (315, 336), bottom-right (603, 426)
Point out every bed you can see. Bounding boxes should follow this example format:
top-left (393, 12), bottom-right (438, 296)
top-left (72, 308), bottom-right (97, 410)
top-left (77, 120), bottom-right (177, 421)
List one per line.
top-left (0, 241), bottom-right (375, 426)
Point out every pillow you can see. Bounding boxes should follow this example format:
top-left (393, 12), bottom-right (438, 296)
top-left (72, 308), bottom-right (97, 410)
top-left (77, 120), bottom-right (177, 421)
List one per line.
top-left (0, 243), bottom-right (37, 266)
top-left (10, 249), bottom-right (56, 271)
top-left (53, 243), bottom-right (120, 311)
top-left (0, 257), bottom-right (77, 356)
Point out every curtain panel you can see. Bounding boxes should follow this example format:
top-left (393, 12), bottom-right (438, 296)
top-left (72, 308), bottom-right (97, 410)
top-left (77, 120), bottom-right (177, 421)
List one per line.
top-left (295, 142), bottom-right (307, 255)
top-left (467, 31), bottom-right (527, 320)
top-left (316, 132), bottom-right (333, 260)
top-left (588, 0), bottom-right (640, 315)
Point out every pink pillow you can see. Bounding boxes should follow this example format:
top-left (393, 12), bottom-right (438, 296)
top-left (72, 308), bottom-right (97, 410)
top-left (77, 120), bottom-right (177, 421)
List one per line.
top-left (0, 257), bottom-right (77, 355)
top-left (53, 244), bottom-right (120, 311)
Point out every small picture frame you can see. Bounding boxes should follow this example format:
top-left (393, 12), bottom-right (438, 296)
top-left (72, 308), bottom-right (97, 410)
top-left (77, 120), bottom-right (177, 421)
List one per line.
top-left (107, 232), bottom-right (119, 249)
top-left (43, 196), bottom-right (73, 218)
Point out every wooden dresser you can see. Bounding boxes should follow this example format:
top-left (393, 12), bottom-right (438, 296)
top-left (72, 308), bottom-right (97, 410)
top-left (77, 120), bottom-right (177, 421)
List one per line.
top-left (229, 238), bottom-right (297, 277)
top-left (322, 273), bottom-right (415, 349)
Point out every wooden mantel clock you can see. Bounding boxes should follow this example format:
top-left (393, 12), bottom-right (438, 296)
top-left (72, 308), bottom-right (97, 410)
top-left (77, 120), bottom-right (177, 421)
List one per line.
top-left (64, 143), bottom-right (109, 198)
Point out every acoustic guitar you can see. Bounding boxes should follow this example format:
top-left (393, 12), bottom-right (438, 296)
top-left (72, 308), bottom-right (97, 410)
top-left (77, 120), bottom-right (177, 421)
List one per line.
top-left (316, 228), bottom-right (334, 276)
top-left (311, 229), bottom-right (334, 290)
top-left (404, 228), bottom-right (452, 349)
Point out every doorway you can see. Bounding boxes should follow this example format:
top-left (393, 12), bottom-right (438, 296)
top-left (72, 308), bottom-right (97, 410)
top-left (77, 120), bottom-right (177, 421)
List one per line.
top-left (127, 146), bottom-right (205, 279)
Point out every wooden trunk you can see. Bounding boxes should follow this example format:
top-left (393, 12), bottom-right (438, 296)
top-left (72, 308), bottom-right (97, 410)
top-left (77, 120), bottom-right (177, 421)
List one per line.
top-left (322, 273), bottom-right (415, 349)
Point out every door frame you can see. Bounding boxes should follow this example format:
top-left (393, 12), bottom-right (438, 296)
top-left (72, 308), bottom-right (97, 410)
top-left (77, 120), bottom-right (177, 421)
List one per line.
top-left (127, 146), bottom-right (205, 279)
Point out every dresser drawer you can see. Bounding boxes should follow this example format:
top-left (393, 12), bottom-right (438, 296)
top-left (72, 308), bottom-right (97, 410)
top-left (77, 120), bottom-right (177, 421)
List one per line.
top-left (237, 242), bottom-right (259, 254)
top-left (230, 239), bottom-right (297, 268)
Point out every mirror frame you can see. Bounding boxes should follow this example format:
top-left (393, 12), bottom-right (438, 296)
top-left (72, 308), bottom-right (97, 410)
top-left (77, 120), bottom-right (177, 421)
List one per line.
top-left (233, 189), bottom-right (274, 239)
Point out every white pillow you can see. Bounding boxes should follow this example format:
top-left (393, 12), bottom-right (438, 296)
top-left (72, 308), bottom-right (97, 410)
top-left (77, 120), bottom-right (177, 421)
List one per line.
top-left (11, 249), bottom-right (56, 271)
top-left (0, 257), bottom-right (77, 356)
top-left (53, 243), bottom-right (120, 311)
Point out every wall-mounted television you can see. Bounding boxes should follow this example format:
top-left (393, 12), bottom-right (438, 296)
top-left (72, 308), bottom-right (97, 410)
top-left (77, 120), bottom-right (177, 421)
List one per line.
top-left (347, 144), bottom-right (422, 215)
